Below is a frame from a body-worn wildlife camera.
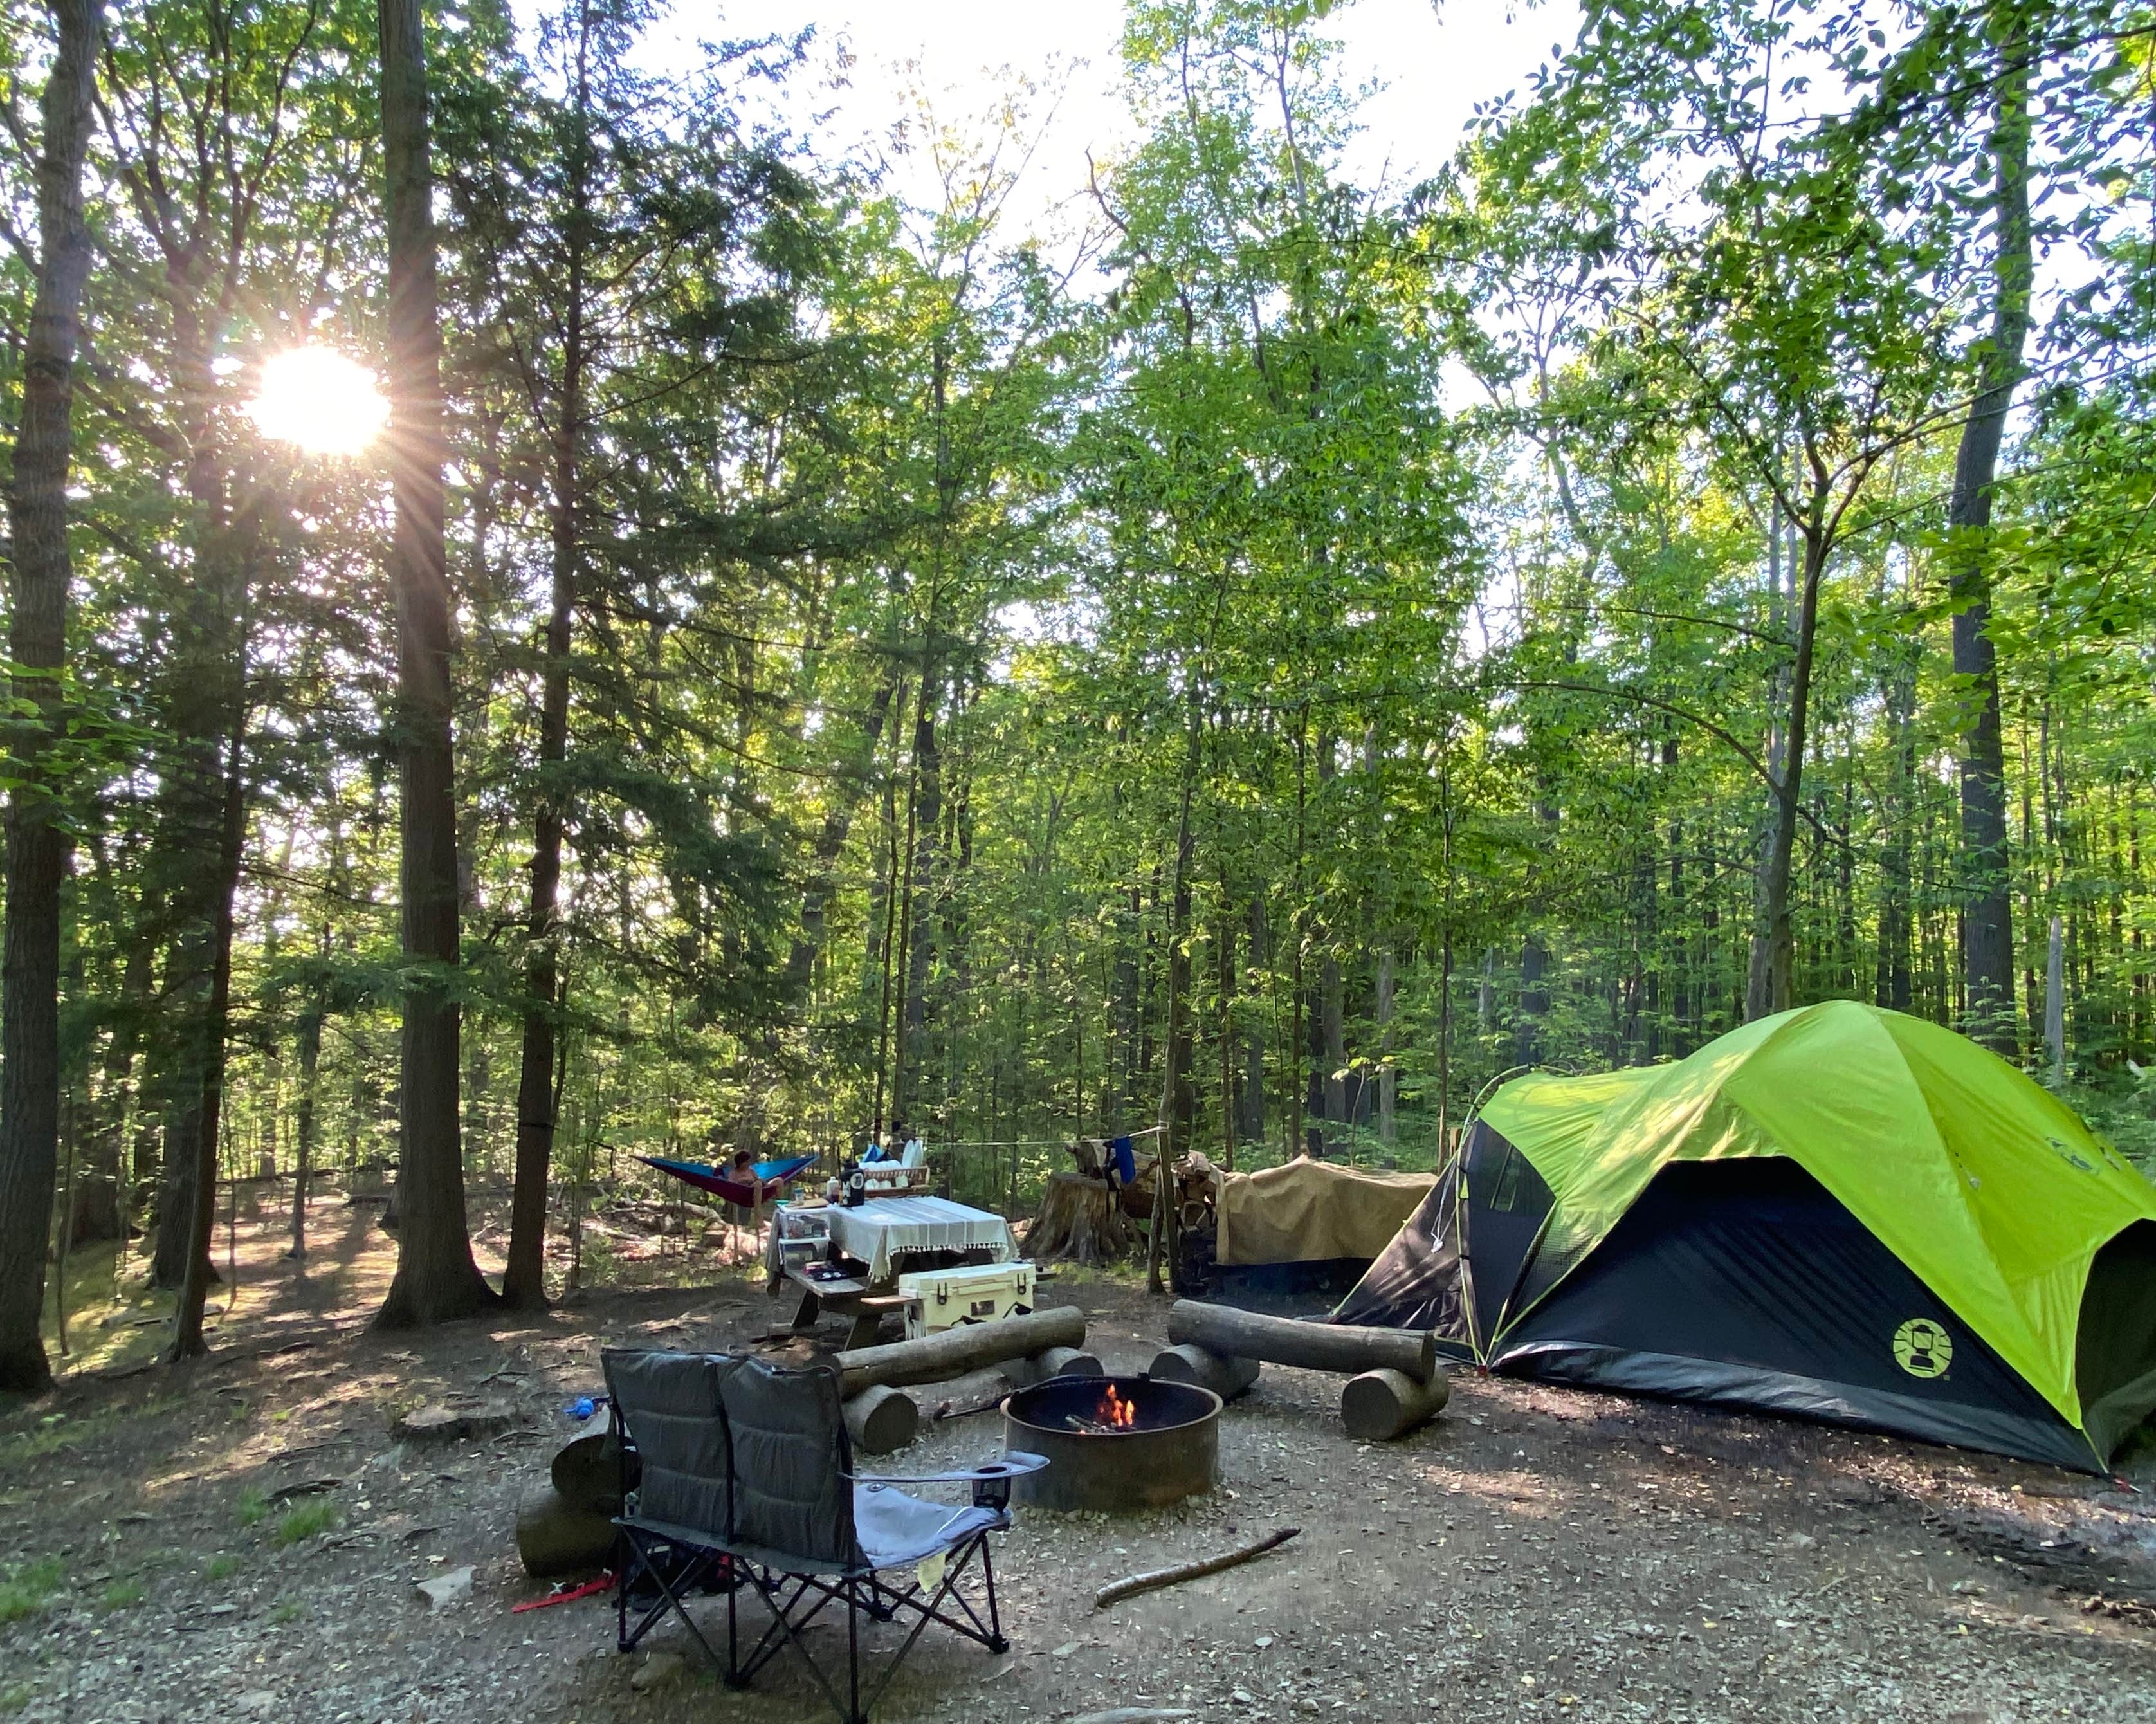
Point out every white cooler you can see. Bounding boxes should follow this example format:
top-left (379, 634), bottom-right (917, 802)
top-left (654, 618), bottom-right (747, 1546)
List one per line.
top-left (895, 1262), bottom-right (1037, 1339)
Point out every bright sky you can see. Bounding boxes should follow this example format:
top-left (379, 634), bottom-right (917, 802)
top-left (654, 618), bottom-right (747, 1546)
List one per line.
top-left (623, 0), bottom-right (1582, 241)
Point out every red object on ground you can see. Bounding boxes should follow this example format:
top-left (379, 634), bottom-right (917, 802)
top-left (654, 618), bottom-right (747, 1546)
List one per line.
top-left (511, 1572), bottom-right (615, 1612)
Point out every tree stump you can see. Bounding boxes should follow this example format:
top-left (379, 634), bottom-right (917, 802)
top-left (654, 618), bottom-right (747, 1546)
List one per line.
top-left (1030, 1171), bottom-right (1129, 1265)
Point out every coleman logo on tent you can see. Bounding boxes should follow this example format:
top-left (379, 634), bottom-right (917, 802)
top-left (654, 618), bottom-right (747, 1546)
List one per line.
top-left (1893, 1319), bottom-right (1954, 1380)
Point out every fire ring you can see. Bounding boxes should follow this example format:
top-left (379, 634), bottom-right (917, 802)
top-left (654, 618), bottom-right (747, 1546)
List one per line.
top-left (1002, 1373), bottom-right (1222, 1513)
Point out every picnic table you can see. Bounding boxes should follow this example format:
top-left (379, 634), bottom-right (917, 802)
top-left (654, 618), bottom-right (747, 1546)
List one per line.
top-left (774, 1195), bottom-right (1019, 1348)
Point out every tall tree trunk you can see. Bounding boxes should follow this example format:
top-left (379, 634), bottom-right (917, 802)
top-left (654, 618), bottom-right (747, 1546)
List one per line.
top-left (1747, 526), bottom-right (1829, 1020)
top-left (1148, 693), bottom-right (1201, 1296)
top-left (504, 7), bottom-right (595, 1310)
top-left (898, 701), bottom-right (942, 1128)
top-left (170, 752), bottom-right (246, 1360)
top-left (785, 675), bottom-right (900, 994)
top-left (374, 0), bottom-right (495, 1328)
top-left (0, 0), bottom-right (102, 1396)
top-left (1746, 500), bottom-right (1793, 1020)
top-left (1515, 934), bottom-right (1549, 1065)
top-left (288, 1004), bottom-right (322, 1259)
top-left (1949, 6), bottom-right (2033, 1056)
top-left (1375, 942), bottom-right (1395, 1145)
top-left (2044, 914), bottom-right (2065, 1083)
top-left (1664, 737), bottom-right (1688, 1052)
top-left (1216, 900), bottom-right (1236, 1169)
top-left (1320, 956), bottom-right (1346, 1127)
top-left (1877, 646), bottom-right (1917, 1011)
top-left (1240, 896), bottom-right (1266, 1147)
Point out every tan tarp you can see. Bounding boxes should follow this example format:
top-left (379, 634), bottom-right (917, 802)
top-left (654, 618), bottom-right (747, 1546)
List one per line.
top-left (1215, 1159), bottom-right (1439, 1266)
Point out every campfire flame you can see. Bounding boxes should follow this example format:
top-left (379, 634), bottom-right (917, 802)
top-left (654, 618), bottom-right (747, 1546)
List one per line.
top-left (1095, 1383), bottom-right (1137, 1430)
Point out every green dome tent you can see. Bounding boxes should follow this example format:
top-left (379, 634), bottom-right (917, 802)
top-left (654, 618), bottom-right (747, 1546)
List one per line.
top-left (1335, 1002), bottom-right (2156, 1471)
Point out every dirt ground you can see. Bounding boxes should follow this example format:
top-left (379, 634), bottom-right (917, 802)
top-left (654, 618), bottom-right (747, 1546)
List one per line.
top-left (8, 1198), bottom-right (2156, 1723)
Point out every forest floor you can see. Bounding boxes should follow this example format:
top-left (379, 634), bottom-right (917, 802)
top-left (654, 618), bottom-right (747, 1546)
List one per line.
top-left (8, 1197), bottom-right (2156, 1722)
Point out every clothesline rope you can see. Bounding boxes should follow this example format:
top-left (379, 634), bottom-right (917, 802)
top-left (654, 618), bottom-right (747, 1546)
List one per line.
top-left (929, 1124), bottom-right (1167, 1151)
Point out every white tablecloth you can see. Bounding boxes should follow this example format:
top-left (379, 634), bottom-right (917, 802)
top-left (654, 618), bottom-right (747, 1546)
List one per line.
top-left (825, 1196), bottom-right (1017, 1283)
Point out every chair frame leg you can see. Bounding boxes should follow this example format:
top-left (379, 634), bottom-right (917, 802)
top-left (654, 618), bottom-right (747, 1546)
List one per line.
top-left (848, 1579), bottom-right (863, 1724)
top-left (643, 1529), bottom-right (1011, 1724)
top-left (613, 1531), bottom-right (726, 1667)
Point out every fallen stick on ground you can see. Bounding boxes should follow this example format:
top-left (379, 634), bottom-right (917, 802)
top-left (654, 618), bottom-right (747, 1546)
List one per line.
top-left (1093, 1526), bottom-right (1301, 1610)
top-left (1068, 1710), bottom-right (1198, 1724)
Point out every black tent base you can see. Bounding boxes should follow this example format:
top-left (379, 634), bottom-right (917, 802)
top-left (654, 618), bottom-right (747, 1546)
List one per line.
top-left (1495, 1342), bottom-right (2106, 1475)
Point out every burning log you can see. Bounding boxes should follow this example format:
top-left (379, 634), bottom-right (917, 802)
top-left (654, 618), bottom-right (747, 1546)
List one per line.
top-left (843, 1383), bottom-right (920, 1454)
top-left (1147, 1343), bottom-right (1259, 1402)
top-left (1167, 1299), bottom-right (1437, 1382)
top-left (1062, 1380), bottom-right (1139, 1435)
top-left (1338, 1366), bottom-right (1450, 1441)
top-left (1093, 1526), bottom-right (1301, 1609)
top-left (836, 1305), bottom-right (1088, 1397)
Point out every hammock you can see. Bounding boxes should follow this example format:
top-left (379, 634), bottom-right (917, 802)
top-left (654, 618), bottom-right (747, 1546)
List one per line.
top-left (639, 1153), bottom-right (818, 1209)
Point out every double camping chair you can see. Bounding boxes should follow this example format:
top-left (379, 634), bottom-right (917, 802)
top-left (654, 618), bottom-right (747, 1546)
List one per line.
top-left (600, 1348), bottom-right (1046, 1724)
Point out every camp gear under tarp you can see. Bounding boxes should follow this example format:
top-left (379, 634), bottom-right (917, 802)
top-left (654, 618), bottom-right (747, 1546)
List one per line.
top-left (1335, 1001), bottom-right (2156, 1472)
top-left (641, 1154), bottom-right (818, 1209)
top-left (1215, 1159), bottom-right (1437, 1267)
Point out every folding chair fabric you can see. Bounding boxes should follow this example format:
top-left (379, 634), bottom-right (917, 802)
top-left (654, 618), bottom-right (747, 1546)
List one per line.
top-left (600, 1349), bottom-right (732, 1537)
top-left (716, 1355), bottom-right (862, 1571)
top-left (851, 1485), bottom-right (998, 1569)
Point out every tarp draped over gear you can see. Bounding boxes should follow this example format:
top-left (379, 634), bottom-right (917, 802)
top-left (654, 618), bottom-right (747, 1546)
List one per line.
top-left (1335, 1002), bottom-right (2156, 1471)
top-left (1214, 1159), bottom-right (1437, 1267)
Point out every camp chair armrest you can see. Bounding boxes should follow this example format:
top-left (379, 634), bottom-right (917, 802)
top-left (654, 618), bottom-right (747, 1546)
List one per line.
top-left (852, 1452), bottom-right (1048, 1510)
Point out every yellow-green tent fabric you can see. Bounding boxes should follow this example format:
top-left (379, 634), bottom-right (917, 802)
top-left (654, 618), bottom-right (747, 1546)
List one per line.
top-left (1338, 1002), bottom-right (2156, 1471)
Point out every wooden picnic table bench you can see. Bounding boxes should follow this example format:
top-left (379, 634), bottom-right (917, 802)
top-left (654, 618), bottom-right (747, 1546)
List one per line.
top-left (780, 1263), bottom-right (909, 1350)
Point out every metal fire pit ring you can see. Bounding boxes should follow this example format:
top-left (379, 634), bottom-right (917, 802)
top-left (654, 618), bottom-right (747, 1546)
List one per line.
top-left (1002, 1373), bottom-right (1222, 1513)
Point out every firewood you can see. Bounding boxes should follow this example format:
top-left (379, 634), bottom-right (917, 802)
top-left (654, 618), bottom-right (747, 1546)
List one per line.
top-left (1093, 1526), bottom-right (1301, 1609)
top-left (900, 1366), bottom-right (1019, 1421)
top-left (836, 1305), bottom-right (1088, 1397)
top-left (843, 1383), bottom-right (920, 1454)
top-left (1167, 1299), bottom-right (1436, 1382)
top-left (515, 1485), bottom-right (617, 1579)
top-left (1147, 1343), bottom-right (1259, 1402)
top-left (1339, 1366), bottom-right (1450, 1440)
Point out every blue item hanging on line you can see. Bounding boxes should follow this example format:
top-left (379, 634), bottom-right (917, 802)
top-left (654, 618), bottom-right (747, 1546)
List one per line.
top-left (1107, 1135), bottom-right (1137, 1188)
